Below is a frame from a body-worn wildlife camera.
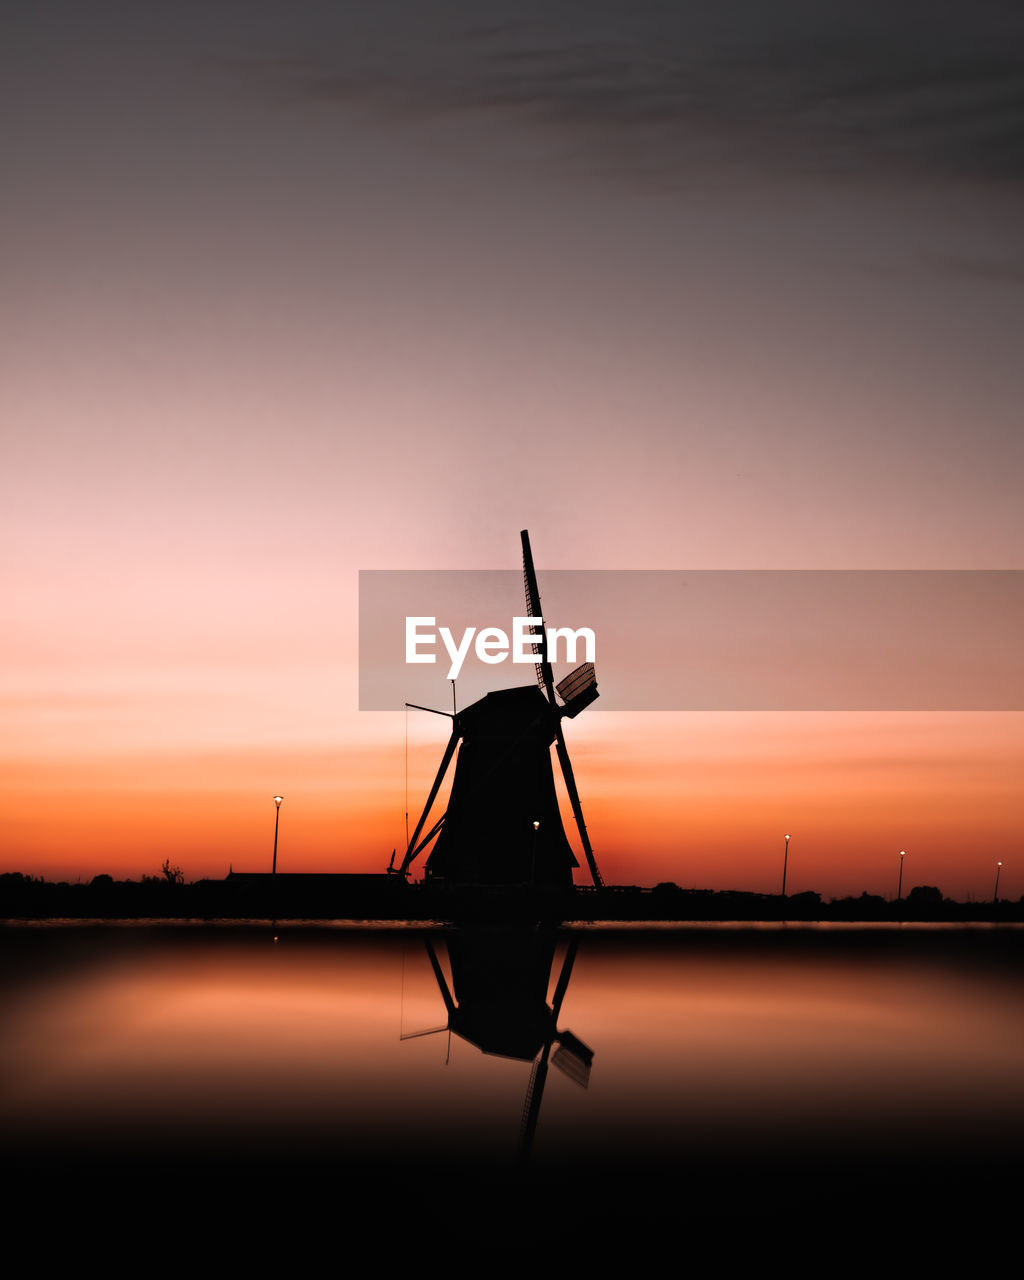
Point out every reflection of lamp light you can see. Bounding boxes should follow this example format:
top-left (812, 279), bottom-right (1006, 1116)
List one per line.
top-left (532, 820), bottom-right (541, 884)
top-left (994, 861), bottom-right (1002, 904)
top-left (897, 850), bottom-right (905, 904)
top-left (781, 834), bottom-right (790, 897)
top-left (272, 796), bottom-right (284, 875)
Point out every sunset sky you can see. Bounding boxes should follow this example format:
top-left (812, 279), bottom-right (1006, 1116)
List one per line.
top-left (4, 2), bottom-right (1022, 899)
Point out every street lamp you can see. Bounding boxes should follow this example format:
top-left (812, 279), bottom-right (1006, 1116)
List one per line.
top-left (994, 861), bottom-right (1002, 904)
top-left (897, 850), bottom-right (905, 904)
top-left (272, 796), bottom-right (284, 874)
top-left (532, 820), bottom-right (541, 885)
top-left (781, 834), bottom-right (790, 897)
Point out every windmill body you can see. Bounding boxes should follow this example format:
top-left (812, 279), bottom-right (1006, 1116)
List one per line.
top-left (445, 928), bottom-right (561, 1060)
top-left (426, 686), bottom-right (577, 886)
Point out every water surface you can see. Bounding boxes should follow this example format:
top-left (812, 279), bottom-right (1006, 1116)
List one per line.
top-left (3, 922), bottom-right (1021, 1234)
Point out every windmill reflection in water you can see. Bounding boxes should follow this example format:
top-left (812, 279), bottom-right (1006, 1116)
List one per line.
top-left (402, 929), bottom-right (594, 1156)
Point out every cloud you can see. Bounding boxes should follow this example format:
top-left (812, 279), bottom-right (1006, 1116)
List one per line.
top-left (917, 251), bottom-right (1024, 284)
top-left (242, 2), bottom-right (1024, 188)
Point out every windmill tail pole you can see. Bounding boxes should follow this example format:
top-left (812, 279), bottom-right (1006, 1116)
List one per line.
top-left (398, 727), bottom-right (460, 876)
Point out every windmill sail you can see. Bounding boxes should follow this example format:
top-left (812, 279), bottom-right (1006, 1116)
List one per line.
top-left (520, 530), bottom-right (604, 887)
top-left (521, 529), bottom-right (554, 698)
top-left (556, 663), bottom-right (599, 718)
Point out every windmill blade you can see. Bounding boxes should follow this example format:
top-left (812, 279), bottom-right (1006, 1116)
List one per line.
top-left (556, 662), bottom-right (599, 718)
top-left (520, 1038), bottom-right (553, 1158)
top-left (550, 939), bottom-right (578, 1018)
top-left (522, 530), bottom-right (602, 884)
top-left (549, 943), bottom-right (593, 1086)
top-left (548, 941), bottom-right (592, 1085)
top-left (424, 938), bottom-right (457, 1019)
top-left (521, 529), bottom-right (557, 704)
top-left (553, 727), bottom-right (604, 887)
top-left (520, 939), bottom-right (584, 1154)
top-left (552, 1031), bottom-right (593, 1088)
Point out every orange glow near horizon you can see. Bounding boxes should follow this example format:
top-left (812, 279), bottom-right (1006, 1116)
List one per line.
top-left (5, 707), bottom-right (1021, 902)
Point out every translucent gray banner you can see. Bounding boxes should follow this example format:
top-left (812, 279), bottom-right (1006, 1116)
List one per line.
top-left (359, 570), bottom-right (1024, 711)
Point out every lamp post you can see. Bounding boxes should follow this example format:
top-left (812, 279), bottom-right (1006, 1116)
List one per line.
top-left (897, 850), bottom-right (905, 904)
top-left (781, 834), bottom-right (790, 897)
top-left (994, 861), bottom-right (1002, 904)
top-left (532, 820), bottom-right (540, 885)
top-left (272, 796), bottom-right (283, 874)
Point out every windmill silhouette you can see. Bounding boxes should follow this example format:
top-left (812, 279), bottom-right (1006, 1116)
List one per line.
top-left (388, 530), bottom-right (603, 888)
top-left (402, 931), bottom-right (593, 1157)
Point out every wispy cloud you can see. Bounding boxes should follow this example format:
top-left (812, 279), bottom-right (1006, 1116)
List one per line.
top-left (241, 2), bottom-right (1024, 188)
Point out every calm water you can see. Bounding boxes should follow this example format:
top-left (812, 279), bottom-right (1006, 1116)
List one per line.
top-left (3, 922), bottom-right (1022, 1234)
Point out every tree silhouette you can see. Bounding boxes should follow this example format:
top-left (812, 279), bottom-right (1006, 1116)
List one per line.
top-left (906, 884), bottom-right (943, 907)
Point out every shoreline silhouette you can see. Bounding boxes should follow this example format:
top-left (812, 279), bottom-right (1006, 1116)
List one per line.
top-left (2, 869), bottom-right (1020, 923)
